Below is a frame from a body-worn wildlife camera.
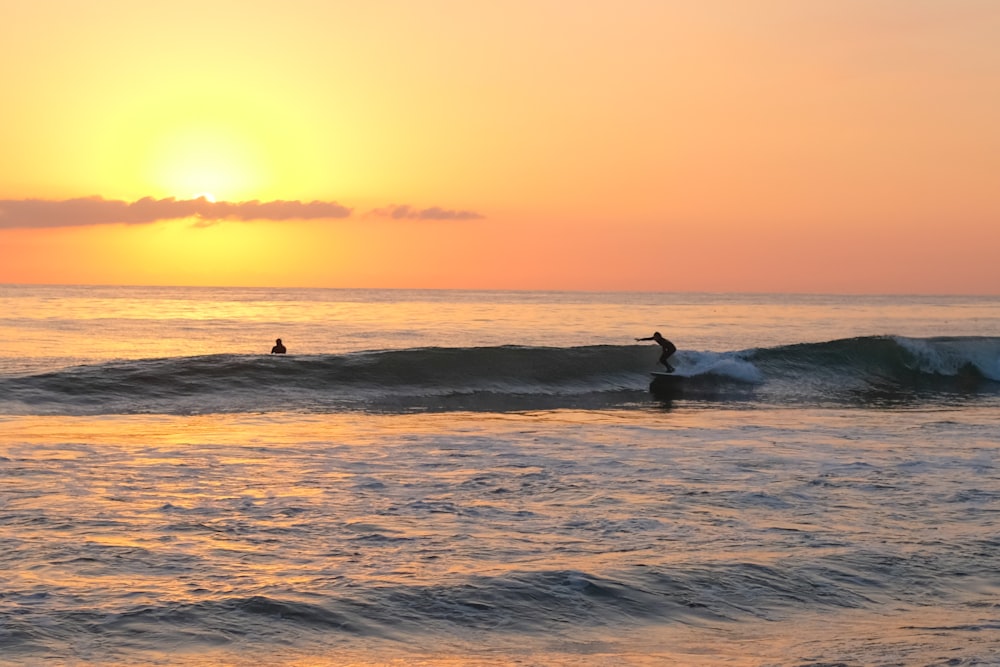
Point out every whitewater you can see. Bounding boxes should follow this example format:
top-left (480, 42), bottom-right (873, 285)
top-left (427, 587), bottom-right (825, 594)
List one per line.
top-left (1, 285), bottom-right (999, 666)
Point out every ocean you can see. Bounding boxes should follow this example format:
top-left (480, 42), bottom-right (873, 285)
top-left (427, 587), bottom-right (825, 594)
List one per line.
top-left (1, 285), bottom-right (999, 666)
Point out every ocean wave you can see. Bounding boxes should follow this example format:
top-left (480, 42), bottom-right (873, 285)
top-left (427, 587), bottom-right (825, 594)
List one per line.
top-left (741, 335), bottom-right (1000, 406)
top-left (0, 553), bottom-right (965, 659)
top-left (1, 337), bottom-right (997, 415)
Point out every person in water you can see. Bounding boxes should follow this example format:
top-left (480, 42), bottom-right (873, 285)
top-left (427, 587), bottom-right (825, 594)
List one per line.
top-left (271, 338), bottom-right (286, 354)
top-left (636, 331), bottom-right (676, 372)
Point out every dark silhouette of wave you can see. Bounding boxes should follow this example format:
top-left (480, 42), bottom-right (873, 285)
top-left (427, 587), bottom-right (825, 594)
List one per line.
top-left (1, 337), bottom-right (997, 415)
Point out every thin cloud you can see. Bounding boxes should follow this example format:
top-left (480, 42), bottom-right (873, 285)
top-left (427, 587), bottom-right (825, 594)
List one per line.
top-left (0, 196), bottom-right (485, 229)
top-left (0, 196), bottom-right (352, 229)
top-left (369, 204), bottom-right (484, 220)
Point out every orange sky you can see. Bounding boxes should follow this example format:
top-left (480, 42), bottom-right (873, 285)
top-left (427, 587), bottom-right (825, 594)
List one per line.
top-left (2, 1), bottom-right (998, 293)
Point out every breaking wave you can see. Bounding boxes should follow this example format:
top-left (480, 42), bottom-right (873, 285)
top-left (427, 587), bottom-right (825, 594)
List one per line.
top-left (1, 337), bottom-right (998, 415)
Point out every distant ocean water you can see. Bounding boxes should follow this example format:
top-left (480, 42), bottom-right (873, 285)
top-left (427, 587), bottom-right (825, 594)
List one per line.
top-left (1, 285), bottom-right (999, 666)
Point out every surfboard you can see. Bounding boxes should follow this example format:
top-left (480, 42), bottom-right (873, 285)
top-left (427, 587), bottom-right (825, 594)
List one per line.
top-left (649, 371), bottom-right (686, 393)
top-left (649, 370), bottom-right (752, 400)
top-left (651, 371), bottom-right (693, 382)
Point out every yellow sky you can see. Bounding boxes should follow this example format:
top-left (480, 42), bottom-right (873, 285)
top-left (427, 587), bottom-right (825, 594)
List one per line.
top-left (2, 0), bottom-right (998, 293)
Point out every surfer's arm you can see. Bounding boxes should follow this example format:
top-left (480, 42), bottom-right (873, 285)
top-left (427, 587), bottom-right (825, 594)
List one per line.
top-left (635, 336), bottom-right (653, 342)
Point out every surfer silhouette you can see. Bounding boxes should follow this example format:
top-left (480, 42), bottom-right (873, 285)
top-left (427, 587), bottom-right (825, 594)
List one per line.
top-left (271, 338), bottom-right (287, 354)
top-left (636, 332), bottom-right (676, 373)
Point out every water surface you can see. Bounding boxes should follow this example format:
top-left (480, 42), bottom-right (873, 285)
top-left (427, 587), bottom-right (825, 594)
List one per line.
top-left (1, 286), bottom-right (998, 665)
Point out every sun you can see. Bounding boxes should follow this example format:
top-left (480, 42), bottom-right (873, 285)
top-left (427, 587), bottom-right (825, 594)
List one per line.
top-left (145, 123), bottom-right (266, 202)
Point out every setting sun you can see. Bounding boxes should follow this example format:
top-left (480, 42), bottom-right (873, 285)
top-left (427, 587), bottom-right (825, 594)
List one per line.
top-left (145, 124), bottom-right (267, 203)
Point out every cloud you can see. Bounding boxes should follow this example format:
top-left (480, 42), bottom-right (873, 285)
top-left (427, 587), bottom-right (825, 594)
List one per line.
top-left (0, 196), bottom-right (485, 229)
top-left (0, 196), bottom-right (353, 229)
top-left (368, 204), bottom-right (485, 220)
top-left (206, 199), bottom-right (353, 221)
top-left (189, 199), bottom-right (354, 227)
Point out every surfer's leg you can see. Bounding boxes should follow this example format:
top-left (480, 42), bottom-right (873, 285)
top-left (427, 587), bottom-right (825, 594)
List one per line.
top-left (660, 353), bottom-right (674, 373)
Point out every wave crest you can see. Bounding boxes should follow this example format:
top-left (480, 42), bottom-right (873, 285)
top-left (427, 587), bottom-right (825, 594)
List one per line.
top-left (1, 337), bottom-right (997, 415)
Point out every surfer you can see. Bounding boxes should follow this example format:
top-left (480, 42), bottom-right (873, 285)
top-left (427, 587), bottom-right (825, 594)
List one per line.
top-left (271, 338), bottom-right (287, 354)
top-left (636, 332), bottom-right (676, 372)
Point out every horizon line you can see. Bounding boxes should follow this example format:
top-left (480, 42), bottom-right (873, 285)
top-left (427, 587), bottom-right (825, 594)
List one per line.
top-left (2, 281), bottom-right (996, 299)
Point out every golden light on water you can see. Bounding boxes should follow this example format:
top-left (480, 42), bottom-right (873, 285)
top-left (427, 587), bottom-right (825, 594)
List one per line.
top-left (6, 412), bottom-right (980, 667)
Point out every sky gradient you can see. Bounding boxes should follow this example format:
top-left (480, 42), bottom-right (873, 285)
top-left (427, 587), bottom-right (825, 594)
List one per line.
top-left (2, 0), bottom-right (998, 293)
